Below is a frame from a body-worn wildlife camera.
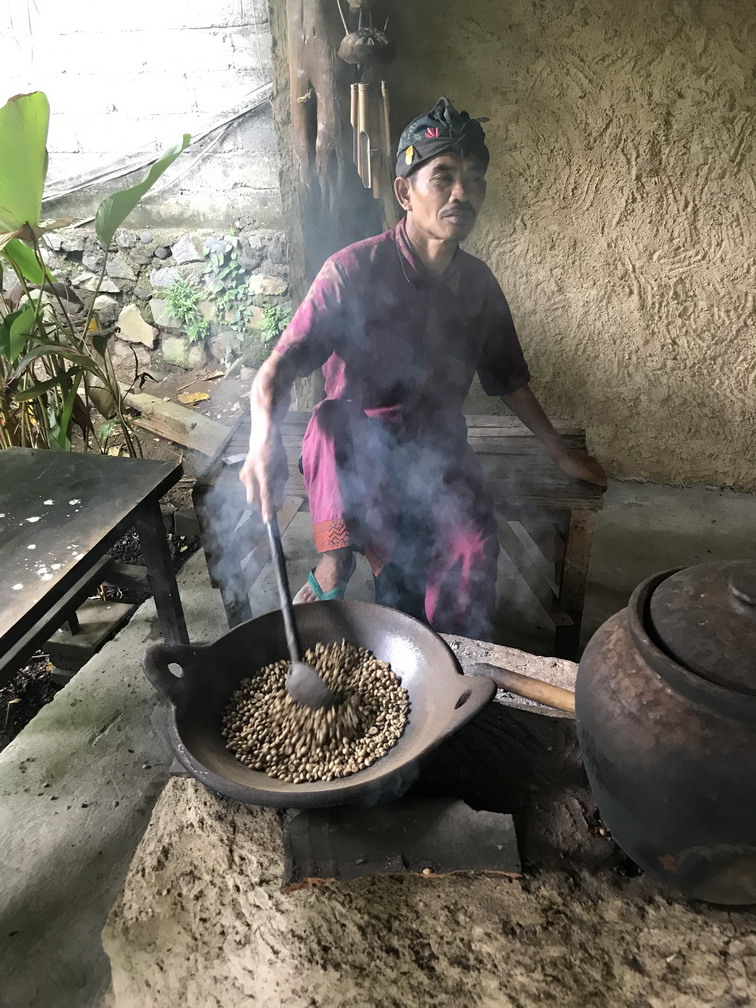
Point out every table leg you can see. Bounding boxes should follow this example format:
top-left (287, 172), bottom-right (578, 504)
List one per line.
top-left (555, 509), bottom-right (598, 661)
top-left (218, 581), bottom-right (253, 629)
top-left (135, 500), bottom-right (190, 645)
top-left (214, 495), bottom-right (302, 629)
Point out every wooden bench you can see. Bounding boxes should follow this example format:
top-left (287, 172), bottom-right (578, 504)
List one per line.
top-left (193, 411), bottom-right (603, 659)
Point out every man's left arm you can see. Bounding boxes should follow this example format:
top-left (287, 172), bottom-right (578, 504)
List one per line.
top-left (475, 269), bottom-right (607, 490)
top-left (501, 384), bottom-right (607, 489)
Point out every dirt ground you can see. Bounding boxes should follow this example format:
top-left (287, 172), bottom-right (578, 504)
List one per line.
top-left (117, 356), bottom-right (252, 511)
top-left (0, 655), bottom-right (60, 753)
top-left (103, 707), bottom-right (756, 1007)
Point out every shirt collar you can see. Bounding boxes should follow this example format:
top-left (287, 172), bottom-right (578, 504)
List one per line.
top-left (394, 216), bottom-right (463, 294)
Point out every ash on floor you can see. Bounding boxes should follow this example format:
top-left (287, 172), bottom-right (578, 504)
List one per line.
top-left (104, 528), bottom-right (199, 605)
top-left (0, 655), bottom-right (60, 754)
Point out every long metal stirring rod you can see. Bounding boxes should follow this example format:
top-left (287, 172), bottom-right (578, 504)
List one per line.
top-left (265, 515), bottom-right (340, 709)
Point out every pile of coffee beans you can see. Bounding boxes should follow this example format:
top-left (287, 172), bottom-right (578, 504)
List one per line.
top-left (221, 640), bottom-right (410, 783)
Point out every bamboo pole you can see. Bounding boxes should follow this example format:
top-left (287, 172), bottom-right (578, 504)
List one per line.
top-left (350, 83), bottom-right (359, 170)
top-left (371, 150), bottom-right (383, 200)
top-left (380, 80), bottom-right (392, 160)
top-left (357, 82), bottom-right (371, 188)
top-left (371, 86), bottom-right (383, 201)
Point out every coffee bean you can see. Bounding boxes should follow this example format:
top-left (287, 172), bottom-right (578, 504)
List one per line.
top-left (221, 642), bottom-right (409, 784)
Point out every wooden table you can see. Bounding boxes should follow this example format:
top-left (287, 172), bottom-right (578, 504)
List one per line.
top-left (0, 449), bottom-right (189, 684)
top-left (193, 412), bottom-right (603, 658)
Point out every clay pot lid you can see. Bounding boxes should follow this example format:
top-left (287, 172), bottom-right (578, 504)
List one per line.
top-left (648, 561), bottom-right (756, 696)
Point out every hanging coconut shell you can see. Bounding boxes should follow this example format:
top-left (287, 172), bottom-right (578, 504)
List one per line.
top-left (338, 29), bottom-right (395, 66)
top-left (345, 0), bottom-right (377, 10)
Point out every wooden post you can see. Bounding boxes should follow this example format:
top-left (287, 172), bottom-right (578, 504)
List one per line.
top-left (555, 509), bottom-right (599, 660)
top-left (269, 0), bottom-right (385, 409)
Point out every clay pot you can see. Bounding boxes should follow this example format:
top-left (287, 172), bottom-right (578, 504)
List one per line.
top-left (576, 561), bottom-right (756, 905)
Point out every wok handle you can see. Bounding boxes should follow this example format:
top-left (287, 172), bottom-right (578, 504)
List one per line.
top-left (446, 674), bottom-right (497, 734)
top-left (472, 663), bottom-right (576, 715)
top-left (143, 642), bottom-right (201, 705)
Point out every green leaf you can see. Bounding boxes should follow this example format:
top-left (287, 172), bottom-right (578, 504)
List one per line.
top-left (97, 419), bottom-right (116, 444)
top-left (11, 343), bottom-right (102, 381)
top-left (0, 92), bottom-right (49, 249)
top-left (95, 134), bottom-right (191, 248)
top-left (14, 369), bottom-right (76, 401)
top-left (0, 302), bottom-right (36, 362)
top-left (2, 236), bottom-right (54, 285)
top-left (92, 331), bottom-right (110, 357)
top-left (57, 372), bottom-right (83, 447)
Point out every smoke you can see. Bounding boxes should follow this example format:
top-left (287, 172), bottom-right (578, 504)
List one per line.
top-left (192, 452), bottom-right (264, 626)
top-left (311, 403), bottom-right (501, 641)
top-left (194, 400), bottom-right (503, 642)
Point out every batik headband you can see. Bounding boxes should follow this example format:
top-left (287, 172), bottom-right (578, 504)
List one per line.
top-left (395, 97), bottom-right (490, 178)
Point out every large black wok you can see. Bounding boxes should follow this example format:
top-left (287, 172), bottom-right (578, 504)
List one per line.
top-left (144, 600), bottom-right (496, 808)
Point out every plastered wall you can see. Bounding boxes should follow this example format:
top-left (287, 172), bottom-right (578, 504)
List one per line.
top-left (1, 0), bottom-right (281, 226)
top-left (391, 0), bottom-right (755, 489)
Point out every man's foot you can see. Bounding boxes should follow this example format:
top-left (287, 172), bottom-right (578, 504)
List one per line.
top-left (295, 548), bottom-right (355, 603)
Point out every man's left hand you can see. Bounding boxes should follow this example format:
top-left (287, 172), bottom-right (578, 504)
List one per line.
top-left (555, 449), bottom-right (608, 489)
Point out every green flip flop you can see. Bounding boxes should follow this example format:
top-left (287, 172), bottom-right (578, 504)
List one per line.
top-left (293, 553), bottom-right (357, 603)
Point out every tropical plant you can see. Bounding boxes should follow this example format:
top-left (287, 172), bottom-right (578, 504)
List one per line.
top-left (0, 91), bottom-right (190, 454)
top-left (260, 302), bottom-right (291, 341)
top-left (200, 238), bottom-right (290, 368)
top-left (202, 238), bottom-right (257, 340)
top-left (164, 278), bottom-right (210, 345)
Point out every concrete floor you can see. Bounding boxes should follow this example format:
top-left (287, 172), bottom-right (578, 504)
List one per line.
top-left (0, 478), bottom-right (754, 1008)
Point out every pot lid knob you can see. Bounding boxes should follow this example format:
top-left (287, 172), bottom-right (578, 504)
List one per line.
top-left (730, 566), bottom-right (756, 607)
top-left (648, 561), bottom-right (756, 696)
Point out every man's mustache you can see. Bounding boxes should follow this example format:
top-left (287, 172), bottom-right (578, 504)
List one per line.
top-left (441, 203), bottom-right (476, 219)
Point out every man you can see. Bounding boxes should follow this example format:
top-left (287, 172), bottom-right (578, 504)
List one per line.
top-left (240, 98), bottom-right (606, 640)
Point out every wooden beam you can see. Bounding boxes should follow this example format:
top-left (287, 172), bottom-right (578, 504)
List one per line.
top-left (122, 387), bottom-right (229, 457)
top-left (282, 798), bottom-right (520, 891)
top-left (495, 515), bottom-right (573, 627)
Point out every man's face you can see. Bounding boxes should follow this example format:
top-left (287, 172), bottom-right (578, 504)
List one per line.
top-left (395, 151), bottom-right (487, 243)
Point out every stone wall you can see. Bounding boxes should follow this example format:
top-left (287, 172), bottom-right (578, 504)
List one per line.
top-left (389, 0), bottom-right (755, 490)
top-left (2, 0), bottom-right (281, 227)
top-left (32, 225), bottom-right (290, 373)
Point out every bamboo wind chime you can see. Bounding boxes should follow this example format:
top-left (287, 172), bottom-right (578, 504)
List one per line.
top-left (349, 79), bottom-right (393, 203)
top-left (337, 0), bottom-right (398, 225)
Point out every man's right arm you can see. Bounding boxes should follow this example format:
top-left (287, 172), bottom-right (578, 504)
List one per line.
top-left (239, 255), bottom-right (346, 519)
top-left (239, 350), bottom-right (300, 521)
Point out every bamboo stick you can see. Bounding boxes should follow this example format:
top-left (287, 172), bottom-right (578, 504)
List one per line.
top-left (370, 82), bottom-right (382, 199)
top-left (350, 83), bottom-right (359, 169)
top-left (380, 80), bottom-right (392, 160)
top-left (371, 149), bottom-right (383, 200)
top-left (357, 82), bottom-right (371, 188)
